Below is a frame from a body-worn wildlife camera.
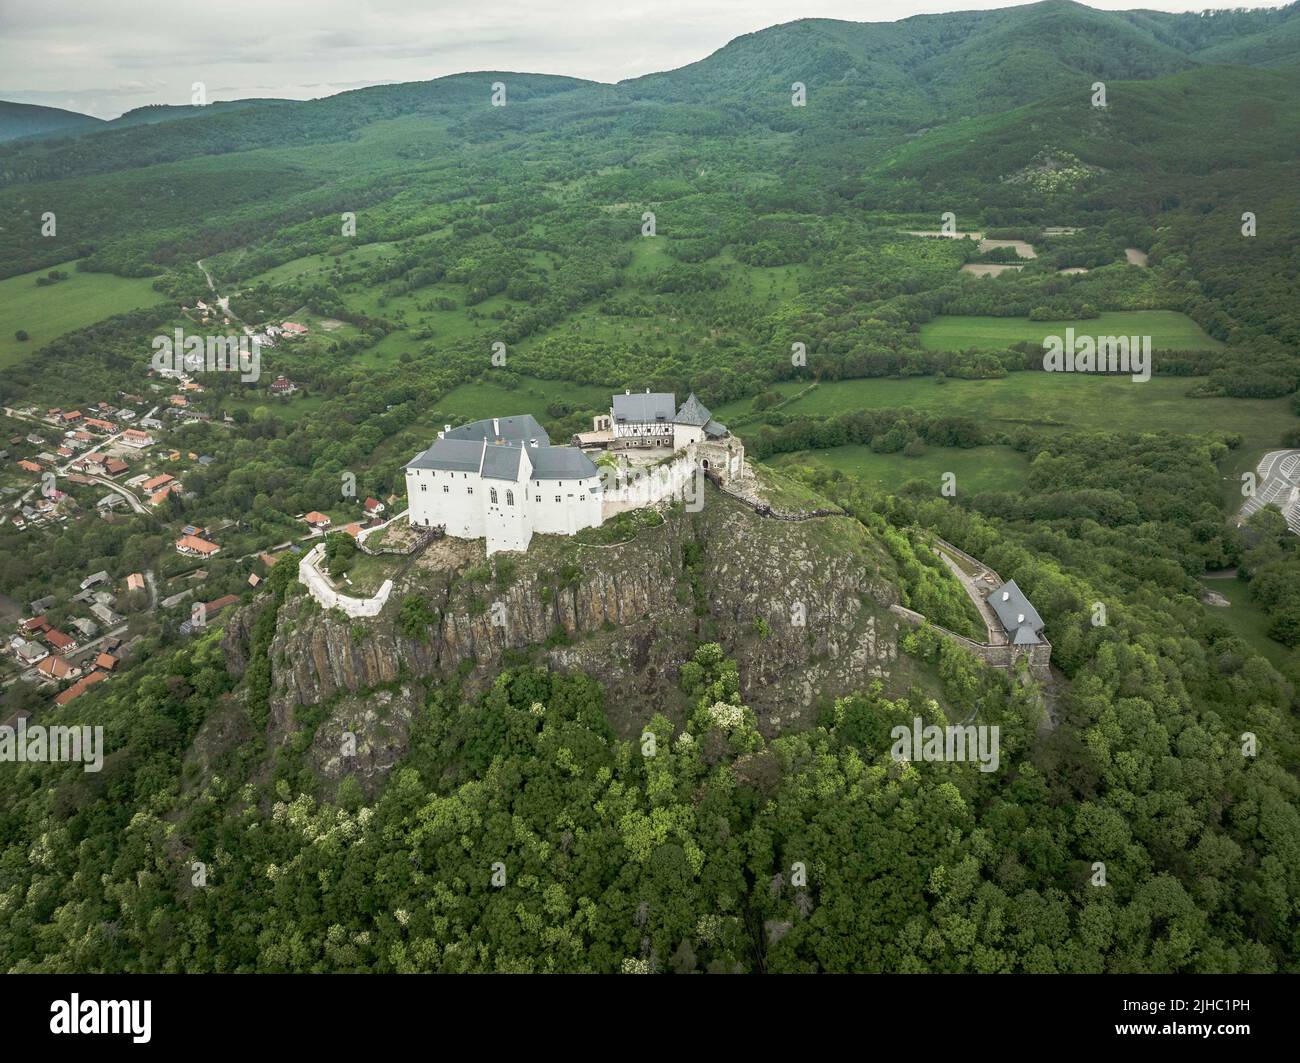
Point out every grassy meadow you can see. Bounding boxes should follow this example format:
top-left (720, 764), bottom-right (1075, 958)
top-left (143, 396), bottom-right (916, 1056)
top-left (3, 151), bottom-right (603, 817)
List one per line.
top-left (0, 260), bottom-right (165, 366)
top-left (718, 374), bottom-right (1293, 453)
top-left (771, 443), bottom-right (1031, 497)
top-left (918, 310), bottom-right (1224, 352)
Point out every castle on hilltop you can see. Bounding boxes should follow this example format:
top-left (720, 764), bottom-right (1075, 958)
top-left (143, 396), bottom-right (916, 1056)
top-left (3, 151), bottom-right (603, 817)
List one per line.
top-left (405, 390), bottom-right (745, 555)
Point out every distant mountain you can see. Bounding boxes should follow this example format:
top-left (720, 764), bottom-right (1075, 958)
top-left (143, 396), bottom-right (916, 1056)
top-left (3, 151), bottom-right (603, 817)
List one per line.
top-left (877, 63), bottom-right (1300, 187)
top-left (105, 99), bottom-right (293, 129)
top-left (0, 100), bottom-right (104, 143)
top-left (622, 0), bottom-right (1300, 119)
top-left (0, 73), bottom-right (596, 186)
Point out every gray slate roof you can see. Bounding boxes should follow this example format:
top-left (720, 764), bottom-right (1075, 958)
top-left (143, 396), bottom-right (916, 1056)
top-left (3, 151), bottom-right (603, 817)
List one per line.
top-left (529, 446), bottom-right (598, 481)
top-left (704, 419), bottom-right (728, 438)
top-left (481, 444), bottom-right (523, 481)
top-left (444, 415), bottom-right (549, 446)
top-left (674, 393), bottom-right (712, 427)
top-left (408, 424), bottom-right (595, 482)
top-left (987, 579), bottom-right (1044, 645)
top-left (613, 392), bottom-right (675, 423)
top-left (406, 437), bottom-right (483, 473)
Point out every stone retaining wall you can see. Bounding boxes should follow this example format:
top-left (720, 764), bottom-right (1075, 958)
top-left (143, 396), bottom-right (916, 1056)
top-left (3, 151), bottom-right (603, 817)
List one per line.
top-left (299, 543), bottom-right (393, 619)
top-left (889, 604), bottom-right (1052, 681)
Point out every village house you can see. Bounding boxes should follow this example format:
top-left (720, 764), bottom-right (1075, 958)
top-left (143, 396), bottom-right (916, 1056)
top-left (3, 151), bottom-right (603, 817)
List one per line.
top-left (37, 655), bottom-right (81, 682)
top-left (13, 639), bottom-right (49, 666)
top-left (180, 594), bottom-right (241, 635)
top-left (54, 670), bottom-right (109, 706)
top-left (269, 375), bottom-right (298, 397)
top-left (176, 534), bottom-right (221, 557)
top-left (69, 616), bottom-right (99, 640)
top-left (90, 602), bottom-right (122, 627)
top-left (363, 497), bottom-right (386, 518)
top-left (44, 629), bottom-right (77, 654)
top-left (142, 473), bottom-right (175, 493)
top-left (303, 511), bottom-right (332, 529)
top-left (120, 429), bottom-right (155, 448)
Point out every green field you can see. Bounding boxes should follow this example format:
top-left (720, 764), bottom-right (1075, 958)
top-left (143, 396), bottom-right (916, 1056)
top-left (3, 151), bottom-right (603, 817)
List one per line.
top-left (719, 374), bottom-right (1295, 455)
top-left (771, 444), bottom-right (1031, 497)
top-left (919, 311), bottom-right (1224, 352)
top-left (0, 260), bottom-right (166, 366)
top-left (433, 375), bottom-right (613, 424)
top-left (1200, 577), bottom-right (1300, 674)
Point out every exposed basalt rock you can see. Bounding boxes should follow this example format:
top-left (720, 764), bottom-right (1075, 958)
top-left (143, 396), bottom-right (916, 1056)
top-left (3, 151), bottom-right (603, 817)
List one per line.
top-left (222, 484), bottom-right (909, 753)
top-left (220, 600), bottom-right (264, 679)
top-left (306, 684), bottom-right (426, 799)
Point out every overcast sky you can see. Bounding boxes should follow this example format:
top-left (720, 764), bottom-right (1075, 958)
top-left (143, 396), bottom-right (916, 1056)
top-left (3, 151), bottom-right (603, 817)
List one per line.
top-left (0, 0), bottom-right (1290, 119)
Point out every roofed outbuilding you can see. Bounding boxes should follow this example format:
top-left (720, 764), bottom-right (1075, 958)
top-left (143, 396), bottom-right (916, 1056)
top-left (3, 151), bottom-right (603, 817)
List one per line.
top-left (987, 579), bottom-right (1044, 645)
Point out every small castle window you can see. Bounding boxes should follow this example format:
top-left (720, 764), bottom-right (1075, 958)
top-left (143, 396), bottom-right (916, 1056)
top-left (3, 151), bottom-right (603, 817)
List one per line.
top-left (490, 487), bottom-right (498, 504)
top-left (554, 495), bottom-right (561, 503)
top-left (467, 487), bottom-right (473, 495)
top-left (506, 490), bottom-right (514, 506)
top-left (443, 485), bottom-right (449, 493)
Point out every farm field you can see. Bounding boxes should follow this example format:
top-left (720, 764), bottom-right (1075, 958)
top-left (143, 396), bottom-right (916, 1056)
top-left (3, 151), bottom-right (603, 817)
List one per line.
top-left (770, 443), bottom-right (1031, 497)
top-left (0, 260), bottom-right (166, 366)
top-left (918, 310), bottom-right (1224, 352)
top-left (242, 241), bottom-right (400, 287)
top-left (718, 374), bottom-right (1294, 457)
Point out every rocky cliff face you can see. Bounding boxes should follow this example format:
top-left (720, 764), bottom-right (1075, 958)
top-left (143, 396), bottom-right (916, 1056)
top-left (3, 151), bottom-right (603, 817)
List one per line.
top-left (223, 484), bottom-right (908, 790)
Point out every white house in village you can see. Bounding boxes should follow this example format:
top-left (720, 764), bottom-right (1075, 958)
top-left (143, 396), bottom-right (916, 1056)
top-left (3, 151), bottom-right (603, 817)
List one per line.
top-left (406, 391), bottom-right (745, 555)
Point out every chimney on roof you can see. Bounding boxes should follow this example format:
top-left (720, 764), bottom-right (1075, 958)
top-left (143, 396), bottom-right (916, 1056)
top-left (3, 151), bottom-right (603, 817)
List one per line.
top-left (645, 387), bottom-right (650, 394)
top-left (625, 389), bottom-right (630, 395)
top-left (1001, 591), bottom-right (1010, 601)
top-left (444, 424), bottom-right (451, 433)
top-left (493, 417), bottom-right (500, 439)
top-left (1017, 613), bottom-right (1025, 624)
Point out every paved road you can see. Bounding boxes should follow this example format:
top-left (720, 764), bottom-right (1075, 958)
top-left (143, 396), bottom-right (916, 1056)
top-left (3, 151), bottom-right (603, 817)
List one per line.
top-left (931, 541), bottom-right (1007, 646)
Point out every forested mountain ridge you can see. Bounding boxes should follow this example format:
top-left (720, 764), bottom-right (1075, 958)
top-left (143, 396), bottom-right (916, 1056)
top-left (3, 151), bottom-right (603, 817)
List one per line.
top-left (0, 100), bottom-right (106, 143)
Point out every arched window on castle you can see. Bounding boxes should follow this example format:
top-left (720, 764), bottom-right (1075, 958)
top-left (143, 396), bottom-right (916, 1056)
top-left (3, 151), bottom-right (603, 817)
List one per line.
top-left (490, 487), bottom-right (498, 504)
top-left (506, 490), bottom-right (514, 506)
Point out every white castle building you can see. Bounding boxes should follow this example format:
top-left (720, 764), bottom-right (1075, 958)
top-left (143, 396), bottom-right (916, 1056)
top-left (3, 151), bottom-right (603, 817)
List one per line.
top-left (405, 391), bottom-right (744, 555)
